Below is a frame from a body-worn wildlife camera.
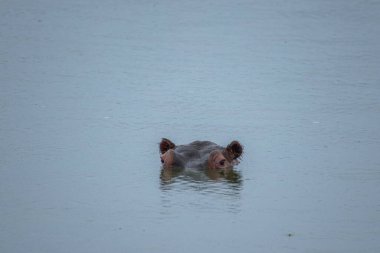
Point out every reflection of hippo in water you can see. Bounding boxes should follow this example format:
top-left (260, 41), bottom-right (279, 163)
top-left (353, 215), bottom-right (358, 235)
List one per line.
top-left (160, 164), bottom-right (242, 184)
top-left (159, 138), bottom-right (243, 170)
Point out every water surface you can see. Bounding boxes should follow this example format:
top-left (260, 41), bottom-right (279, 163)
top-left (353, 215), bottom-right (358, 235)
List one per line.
top-left (1, 0), bottom-right (380, 252)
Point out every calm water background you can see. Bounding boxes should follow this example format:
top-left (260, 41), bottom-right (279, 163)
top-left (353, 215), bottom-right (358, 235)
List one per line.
top-left (1, 0), bottom-right (380, 252)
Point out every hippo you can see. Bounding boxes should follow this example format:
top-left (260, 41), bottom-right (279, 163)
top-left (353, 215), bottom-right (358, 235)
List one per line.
top-left (159, 138), bottom-right (243, 170)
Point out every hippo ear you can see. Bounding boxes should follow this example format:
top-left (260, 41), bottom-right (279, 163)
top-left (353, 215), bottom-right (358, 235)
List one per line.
top-left (159, 138), bottom-right (176, 154)
top-left (226, 141), bottom-right (243, 160)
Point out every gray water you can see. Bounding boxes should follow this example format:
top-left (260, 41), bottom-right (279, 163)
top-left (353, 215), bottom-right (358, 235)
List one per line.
top-left (1, 1), bottom-right (380, 252)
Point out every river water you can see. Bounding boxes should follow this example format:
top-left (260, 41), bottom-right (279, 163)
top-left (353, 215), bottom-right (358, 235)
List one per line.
top-left (1, 1), bottom-right (380, 252)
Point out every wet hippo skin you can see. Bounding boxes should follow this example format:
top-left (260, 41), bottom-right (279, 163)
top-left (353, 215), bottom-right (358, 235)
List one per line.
top-left (159, 138), bottom-right (243, 169)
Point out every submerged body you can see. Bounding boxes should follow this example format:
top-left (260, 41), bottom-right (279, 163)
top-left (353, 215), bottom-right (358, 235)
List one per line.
top-left (159, 138), bottom-right (243, 170)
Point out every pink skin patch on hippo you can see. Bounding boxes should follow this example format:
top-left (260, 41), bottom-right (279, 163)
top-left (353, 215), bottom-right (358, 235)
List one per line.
top-left (208, 150), bottom-right (231, 169)
top-left (160, 149), bottom-right (174, 168)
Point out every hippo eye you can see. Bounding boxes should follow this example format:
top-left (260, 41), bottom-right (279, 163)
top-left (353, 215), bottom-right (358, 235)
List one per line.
top-left (219, 159), bottom-right (226, 166)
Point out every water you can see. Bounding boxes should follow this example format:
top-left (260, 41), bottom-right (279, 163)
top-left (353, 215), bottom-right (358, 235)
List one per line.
top-left (1, 0), bottom-right (380, 252)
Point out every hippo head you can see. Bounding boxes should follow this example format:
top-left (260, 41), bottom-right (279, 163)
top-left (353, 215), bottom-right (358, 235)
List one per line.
top-left (159, 138), bottom-right (243, 170)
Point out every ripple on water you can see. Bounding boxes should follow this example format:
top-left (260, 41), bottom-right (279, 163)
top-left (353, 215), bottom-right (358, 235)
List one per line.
top-left (159, 167), bottom-right (243, 214)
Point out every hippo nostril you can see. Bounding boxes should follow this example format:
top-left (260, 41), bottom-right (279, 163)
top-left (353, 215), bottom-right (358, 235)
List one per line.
top-left (161, 158), bottom-right (164, 164)
top-left (219, 159), bottom-right (226, 166)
